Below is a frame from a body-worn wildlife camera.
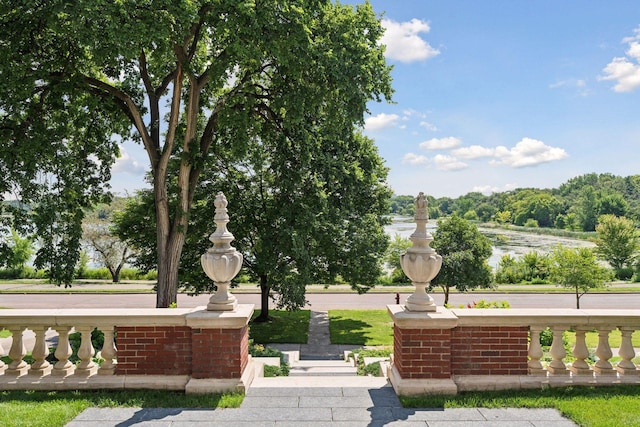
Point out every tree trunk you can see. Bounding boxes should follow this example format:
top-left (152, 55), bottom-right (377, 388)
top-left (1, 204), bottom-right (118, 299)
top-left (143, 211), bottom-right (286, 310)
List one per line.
top-left (255, 274), bottom-right (270, 322)
top-left (442, 285), bottom-right (450, 306)
top-left (576, 286), bottom-right (580, 309)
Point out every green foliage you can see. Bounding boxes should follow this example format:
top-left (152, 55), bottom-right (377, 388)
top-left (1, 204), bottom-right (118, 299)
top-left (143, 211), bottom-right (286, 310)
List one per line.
top-left (384, 234), bottom-right (412, 283)
top-left (431, 214), bottom-right (494, 305)
top-left (2, 0), bottom-right (393, 307)
top-left (495, 251), bottom-right (551, 284)
top-left (248, 343), bottom-right (289, 377)
top-left (454, 299), bottom-right (510, 309)
top-left (595, 214), bottom-right (640, 272)
top-left (549, 245), bottom-right (612, 308)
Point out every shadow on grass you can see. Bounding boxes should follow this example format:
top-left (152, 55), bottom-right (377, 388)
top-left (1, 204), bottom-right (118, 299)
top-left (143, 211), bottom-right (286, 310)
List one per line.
top-left (249, 309), bottom-right (310, 344)
top-left (328, 317), bottom-right (371, 345)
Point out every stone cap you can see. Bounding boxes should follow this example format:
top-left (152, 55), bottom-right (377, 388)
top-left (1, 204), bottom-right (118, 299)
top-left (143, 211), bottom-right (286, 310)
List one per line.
top-left (0, 304), bottom-right (254, 329)
top-left (387, 305), bottom-right (458, 329)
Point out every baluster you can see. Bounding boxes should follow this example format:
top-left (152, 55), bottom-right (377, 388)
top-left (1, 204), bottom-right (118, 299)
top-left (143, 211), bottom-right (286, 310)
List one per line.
top-left (593, 327), bottom-right (615, 375)
top-left (0, 333), bottom-right (6, 374)
top-left (29, 326), bottom-right (52, 376)
top-left (52, 326), bottom-right (75, 376)
top-left (547, 326), bottom-right (568, 375)
top-left (98, 326), bottom-right (117, 375)
top-left (569, 327), bottom-right (592, 375)
top-left (75, 326), bottom-right (98, 376)
top-left (616, 327), bottom-right (637, 375)
top-left (528, 326), bottom-right (545, 375)
top-left (6, 326), bottom-right (29, 376)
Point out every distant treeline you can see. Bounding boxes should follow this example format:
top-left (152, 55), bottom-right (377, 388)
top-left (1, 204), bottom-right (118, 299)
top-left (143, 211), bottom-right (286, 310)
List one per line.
top-left (389, 173), bottom-right (640, 231)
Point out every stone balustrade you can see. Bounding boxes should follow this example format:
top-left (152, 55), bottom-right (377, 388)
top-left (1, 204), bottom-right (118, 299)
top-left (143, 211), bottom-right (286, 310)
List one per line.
top-left (0, 305), bottom-right (254, 393)
top-left (388, 306), bottom-right (640, 395)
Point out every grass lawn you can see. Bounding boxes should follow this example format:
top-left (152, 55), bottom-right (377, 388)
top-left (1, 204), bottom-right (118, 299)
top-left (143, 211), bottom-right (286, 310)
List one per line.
top-left (0, 329), bottom-right (10, 338)
top-left (249, 309), bottom-right (310, 344)
top-left (400, 385), bottom-right (640, 427)
top-left (329, 309), bottom-right (393, 346)
top-left (0, 389), bottom-right (243, 427)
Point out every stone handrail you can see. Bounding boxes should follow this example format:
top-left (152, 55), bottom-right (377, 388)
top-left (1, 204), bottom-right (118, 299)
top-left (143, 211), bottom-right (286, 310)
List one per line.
top-left (388, 306), bottom-right (640, 395)
top-left (0, 306), bottom-right (254, 393)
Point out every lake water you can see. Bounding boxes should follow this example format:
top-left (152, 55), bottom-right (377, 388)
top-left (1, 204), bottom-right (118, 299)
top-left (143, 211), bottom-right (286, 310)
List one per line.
top-left (384, 216), bottom-right (595, 269)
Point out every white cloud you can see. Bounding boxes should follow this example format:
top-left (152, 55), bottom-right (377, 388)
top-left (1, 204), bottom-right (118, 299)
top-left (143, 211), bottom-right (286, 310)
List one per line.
top-left (402, 152), bottom-right (429, 165)
top-left (451, 145), bottom-right (495, 159)
top-left (600, 26), bottom-right (640, 92)
top-left (491, 138), bottom-right (568, 168)
top-left (472, 183), bottom-right (518, 195)
top-left (434, 154), bottom-right (468, 171)
top-left (112, 146), bottom-right (147, 175)
top-left (549, 78), bottom-right (589, 96)
top-left (419, 121), bottom-right (438, 131)
top-left (381, 19), bottom-right (440, 63)
top-left (419, 137), bottom-right (461, 150)
top-left (364, 113), bottom-right (400, 132)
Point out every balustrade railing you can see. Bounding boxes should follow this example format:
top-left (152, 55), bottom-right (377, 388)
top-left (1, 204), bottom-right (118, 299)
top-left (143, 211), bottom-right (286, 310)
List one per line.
top-left (0, 306), bottom-right (254, 392)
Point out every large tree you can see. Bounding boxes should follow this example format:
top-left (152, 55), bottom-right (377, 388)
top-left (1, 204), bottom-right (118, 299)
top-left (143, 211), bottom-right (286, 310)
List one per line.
top-left (430, 214), bottom-right (493, 305)
top-left (1, 1), bottom-right (392, 306)
top-left (115, 130), bottom-right (391, 319)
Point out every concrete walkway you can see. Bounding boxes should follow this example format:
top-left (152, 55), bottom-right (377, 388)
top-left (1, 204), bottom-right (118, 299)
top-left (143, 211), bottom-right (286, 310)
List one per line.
top-left (63, 309), bottom-right (578, 426)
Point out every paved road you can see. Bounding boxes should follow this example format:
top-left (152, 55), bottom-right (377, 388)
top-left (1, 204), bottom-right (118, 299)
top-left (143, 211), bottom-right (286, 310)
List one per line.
top-left (1, 291), bottom-right (638, 310)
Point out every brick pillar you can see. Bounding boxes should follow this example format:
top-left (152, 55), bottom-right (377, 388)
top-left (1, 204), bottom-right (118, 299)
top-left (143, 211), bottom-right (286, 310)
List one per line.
top-left (394, 326), bottom-right (451, 379)
top-left (191, 326), bottom-right (249, 379)
top-left (387, 305), bottom-right (458, 395)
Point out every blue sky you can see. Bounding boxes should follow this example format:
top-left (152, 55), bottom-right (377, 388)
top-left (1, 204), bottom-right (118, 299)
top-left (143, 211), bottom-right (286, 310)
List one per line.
top-left (111, 1), bottom-right (640, 198)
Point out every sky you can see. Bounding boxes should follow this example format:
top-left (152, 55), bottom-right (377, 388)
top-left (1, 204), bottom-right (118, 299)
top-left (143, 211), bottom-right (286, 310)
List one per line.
top-left (110, 1), bottom-right (640, 199)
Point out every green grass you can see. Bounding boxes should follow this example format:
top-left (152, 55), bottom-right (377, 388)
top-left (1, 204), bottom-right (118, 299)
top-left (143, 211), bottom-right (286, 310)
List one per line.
top-left (249, 309), bottom-right (310, 344)
top-left (0, 389), bottom-right (243, 427)
top-left (329, 309), bottom-right (394, 345)
top-left (565, 329), bottom-right (640, 349)
top-left (400, 386), bottom-right (640, 427)
top-left (0, 329), bottom-right (10, 338)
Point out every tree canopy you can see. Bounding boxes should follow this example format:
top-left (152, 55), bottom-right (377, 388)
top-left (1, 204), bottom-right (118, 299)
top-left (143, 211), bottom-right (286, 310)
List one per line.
top-left (1, 0), bottom-right (392, 306)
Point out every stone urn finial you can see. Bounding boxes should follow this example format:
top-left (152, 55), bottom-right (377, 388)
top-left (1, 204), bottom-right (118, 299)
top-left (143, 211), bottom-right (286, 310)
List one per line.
top-left (201, 192), bottom-right (243, 311)
top-left (400, 192), bottom-right (442, 311)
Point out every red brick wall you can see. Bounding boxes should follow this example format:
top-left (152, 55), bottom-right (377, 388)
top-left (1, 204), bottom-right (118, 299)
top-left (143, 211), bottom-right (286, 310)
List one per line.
top-left (450, 326), bottom-right (529, 375)
top-left (191, 326), bottom-right (249, 379)
top-left (116, 326), bottom-right (192, 375)
top-left (394, 326), bottom-right (452, 379)
top-left (115, 325), bottom-right (250, 378)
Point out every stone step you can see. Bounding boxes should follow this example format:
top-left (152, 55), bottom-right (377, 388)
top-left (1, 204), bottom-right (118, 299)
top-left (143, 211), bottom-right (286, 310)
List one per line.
top-left (251, 375), bottom-right (390, 388)
top-left (288, 359), bottom-right (357, 376)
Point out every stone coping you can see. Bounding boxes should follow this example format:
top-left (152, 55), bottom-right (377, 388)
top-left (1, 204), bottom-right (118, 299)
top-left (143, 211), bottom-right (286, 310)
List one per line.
top-left (0, 304), bottom-right (254, 329)
top-left (388, 305), bottom-right (640, 329)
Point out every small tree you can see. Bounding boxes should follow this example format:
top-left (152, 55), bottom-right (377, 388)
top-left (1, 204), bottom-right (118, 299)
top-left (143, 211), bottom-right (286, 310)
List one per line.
top-left (549, 245), bottom-right (611, 309)
top-left (83, 200), bottom-right (132, 283)
top-left (430, 214), bottom-right (493, 305)
top-left (8, 229), bottom-right (33, 274)
top-left (384, 234), bottom-right (412, 283)
top-left (595, 214), bottom-right (640, 276)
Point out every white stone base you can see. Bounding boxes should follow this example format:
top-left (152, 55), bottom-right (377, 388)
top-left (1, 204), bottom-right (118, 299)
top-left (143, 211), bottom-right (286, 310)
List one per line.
top-left (185, 359), bottom-right (255, 395)
top-left (388, 365), bottom-right (457, 396)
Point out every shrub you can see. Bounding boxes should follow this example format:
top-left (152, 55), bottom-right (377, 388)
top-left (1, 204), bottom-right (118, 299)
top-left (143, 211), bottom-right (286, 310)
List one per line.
top-left (249, 343), bottom-right (289, 377)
